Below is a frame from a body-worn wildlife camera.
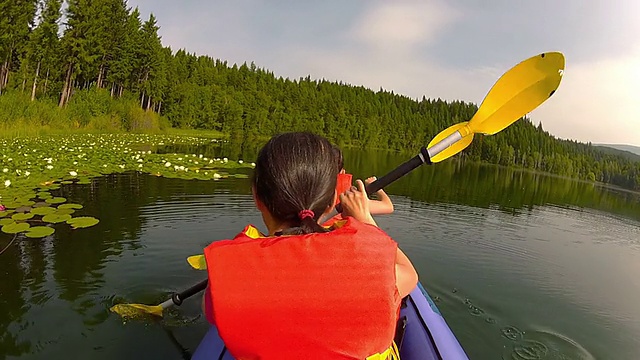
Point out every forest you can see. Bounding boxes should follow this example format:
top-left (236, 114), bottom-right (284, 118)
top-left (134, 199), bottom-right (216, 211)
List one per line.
top-left (1, 0), bottom-right (639, 190)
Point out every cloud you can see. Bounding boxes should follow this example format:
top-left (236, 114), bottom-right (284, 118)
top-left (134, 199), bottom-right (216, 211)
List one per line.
top-left (348, 1), bottom-right (459, 51)
top-left (531, 47), bottom-right (640, 145)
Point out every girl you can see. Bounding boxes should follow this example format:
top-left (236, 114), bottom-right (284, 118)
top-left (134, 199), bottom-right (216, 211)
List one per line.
top-left (202, 132), bottom-right (418, 359)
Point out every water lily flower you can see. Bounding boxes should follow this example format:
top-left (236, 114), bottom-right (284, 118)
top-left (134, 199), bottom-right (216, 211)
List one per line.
top-left (69, 171), bottom-right (78, 176)
top-left (73, 161), bottom-right (78, 165)
top-left (24, 171), bottom-right (30, 177)
top-left (251, 162), bottom-right (256, 167)
top-left (238, 160), bottom-right (244, 164)
top-left (223, 158), bottom-right (228, 163)
top-left (2, 168), bottom-right (7, 173)
top-left (0, 205), bottom-right (5, 211)
top-left (199, 154), bottom-right (203, 158)
top-left (213, 173), bottom-right (221, 180)
top-left (46, 165), bottom-right (53, 170)
top-left (165, 162), bottom-right (171, 167)
top-left (4, 180), bottom-right (10, 187)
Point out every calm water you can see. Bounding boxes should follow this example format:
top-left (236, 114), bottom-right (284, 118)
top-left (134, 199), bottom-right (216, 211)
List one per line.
top-left (1, 143), bottom-right (640, 360)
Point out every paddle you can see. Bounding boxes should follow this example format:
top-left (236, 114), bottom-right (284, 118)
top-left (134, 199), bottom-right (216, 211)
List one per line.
top-left (112, 51), bottom-right (565, 315)
top-left (186, 51), bottom-right (565, 271)
top-left (335, 51), bottom-right (565, 210)
top-left (110, 279), bottom-right (208, 318)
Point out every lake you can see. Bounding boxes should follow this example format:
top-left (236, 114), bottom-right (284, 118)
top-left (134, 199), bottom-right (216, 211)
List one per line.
top-left (1, 140), bottom-right (639, 359)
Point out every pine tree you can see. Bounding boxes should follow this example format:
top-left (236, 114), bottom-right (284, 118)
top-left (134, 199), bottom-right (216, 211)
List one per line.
top-left (24, 0), bottom-right (61, 100)
top-left (0, 0), bottom-right (38, 94)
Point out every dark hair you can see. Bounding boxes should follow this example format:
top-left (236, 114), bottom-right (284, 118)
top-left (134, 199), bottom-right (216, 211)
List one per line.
top-left (253, 132), bottom-right (338, 235)
top-left (332, 145), bottom-right (344, 171)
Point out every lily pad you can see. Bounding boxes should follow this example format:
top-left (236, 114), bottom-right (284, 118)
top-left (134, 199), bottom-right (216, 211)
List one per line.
top-left (42, 214), bottom-right (72, 224)
top-left (0, 218), bottom-right (15, 226)
top-left (0, 211), bottom-right (14, 218)
top-left (12, 213), bottom-right (34, 221)
top-left (61, 180), bottom-right (74, 185)
top-left (31, 207), bottom-right (56, 216)
top-left (16, 196), bottom-right (35, 205)
top-left (37, 192), bottom-right (52, 199)
top-left (2, 222), bottom-right (30, 234)
top-left (24, 226), bottom-right (55, 239)
top-left (14, 206), bottom-right (32, 213)
top-left (54, 208), bottom-right (75, 215)
top-left (33, 202), bottom-right (49, 208)
top-left (67, 216), bottom-right (100, 229)
top-left (58, 203), bottom-right (83, 210)
top-left (2, 202), bottom-right (21, 209)
top-left (45, 197), bottom-right (67, 205)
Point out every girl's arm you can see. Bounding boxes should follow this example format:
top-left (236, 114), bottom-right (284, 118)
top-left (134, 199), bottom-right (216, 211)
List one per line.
top-left (395, 247), bottom-right (419, 298)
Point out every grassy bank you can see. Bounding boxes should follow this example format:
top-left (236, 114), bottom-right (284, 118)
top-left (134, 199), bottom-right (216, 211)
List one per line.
top-left (0, 90), bottom-right (171, 138)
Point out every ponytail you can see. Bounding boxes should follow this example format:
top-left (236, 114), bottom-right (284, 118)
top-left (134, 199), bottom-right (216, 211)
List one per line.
top-left (274, 209), bottom-right (330, 236)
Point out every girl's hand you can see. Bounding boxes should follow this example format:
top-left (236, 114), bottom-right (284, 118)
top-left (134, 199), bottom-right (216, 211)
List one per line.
top-left (339, 179), bottom-right (377, 227)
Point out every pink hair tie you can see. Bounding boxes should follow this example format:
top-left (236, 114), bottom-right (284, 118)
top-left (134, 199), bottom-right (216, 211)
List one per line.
top-left (298, 209), bottom-right (315, 220)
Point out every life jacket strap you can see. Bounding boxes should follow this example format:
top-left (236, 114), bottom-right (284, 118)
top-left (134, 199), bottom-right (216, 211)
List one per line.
top-left (365, 341), bottom-right (400, 360)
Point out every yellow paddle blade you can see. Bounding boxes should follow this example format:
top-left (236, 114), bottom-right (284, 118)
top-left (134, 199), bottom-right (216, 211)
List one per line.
top-left (110, 303), bottom-right (164, 318)
top-left (427, 122), bottom-right (475, 163)
top-left (469, 52), bottom-right (565, 135)
top-left (187, 254), bottom-right (207, 270)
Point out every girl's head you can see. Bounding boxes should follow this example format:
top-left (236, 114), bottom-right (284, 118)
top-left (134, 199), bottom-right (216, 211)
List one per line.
top-left (252, 132), bottom-right (338, 234)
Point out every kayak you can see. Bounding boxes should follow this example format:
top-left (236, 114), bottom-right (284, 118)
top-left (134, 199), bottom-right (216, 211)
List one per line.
top-left (192, 281), bottom-right (469, 359)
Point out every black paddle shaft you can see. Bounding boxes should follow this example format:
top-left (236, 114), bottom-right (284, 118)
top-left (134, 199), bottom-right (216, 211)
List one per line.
top-left (172, 279), bottom-right (208, 306)
top-left (335, 146), bottom-right (431, 213)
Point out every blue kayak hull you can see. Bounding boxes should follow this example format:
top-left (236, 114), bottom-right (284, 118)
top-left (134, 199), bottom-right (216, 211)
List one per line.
top-left (192, 282), bottom-right (469, 359)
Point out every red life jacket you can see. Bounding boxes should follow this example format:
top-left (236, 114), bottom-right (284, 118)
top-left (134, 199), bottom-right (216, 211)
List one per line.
top-left (203, 217), bottom-right (400, 360)
top-left (335, 172), bottom-right (353, 205)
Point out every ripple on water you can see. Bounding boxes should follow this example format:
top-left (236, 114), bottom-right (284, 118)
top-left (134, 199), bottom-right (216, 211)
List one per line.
top-left (502, 329), bottom-right (596, 360)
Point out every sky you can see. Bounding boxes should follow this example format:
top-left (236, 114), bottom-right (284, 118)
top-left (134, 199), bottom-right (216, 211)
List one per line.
top-left (127, 0), bottom-right (640, 147)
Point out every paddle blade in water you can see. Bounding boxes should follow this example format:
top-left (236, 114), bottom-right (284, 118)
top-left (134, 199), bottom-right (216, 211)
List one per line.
top-left (470, 52), bottom-right (565, 135)
top-left (187, 255), bottom-right (207, 270)
top-left (110, 303), bottom-right (164, 318)
top-left (427, 122), bottom-right (475, 163)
